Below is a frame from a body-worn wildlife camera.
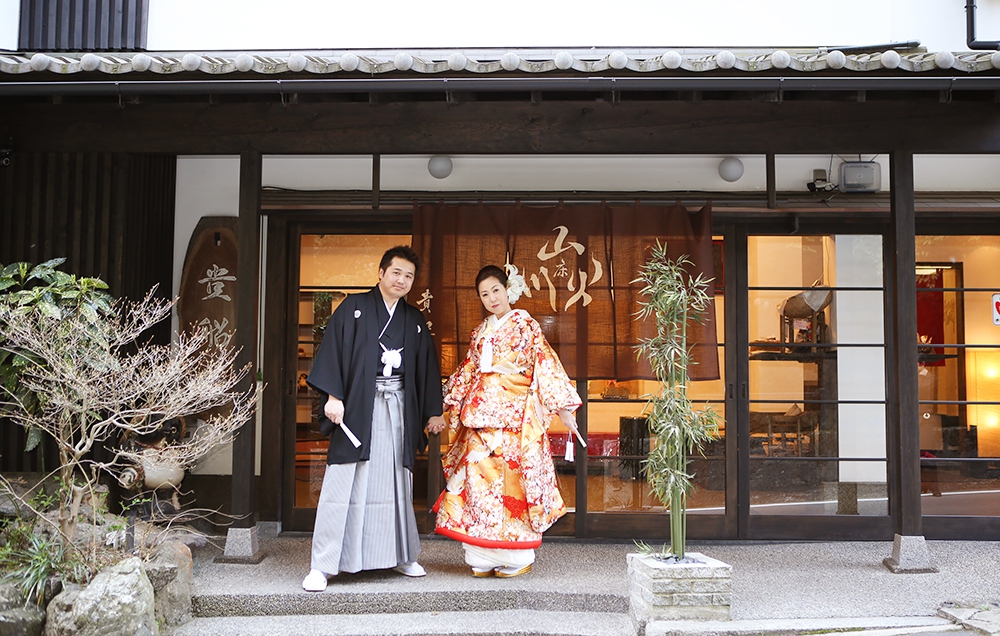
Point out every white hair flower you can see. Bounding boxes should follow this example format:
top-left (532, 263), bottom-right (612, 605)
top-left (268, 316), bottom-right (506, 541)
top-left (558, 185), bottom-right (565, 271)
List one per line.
top-left (505, 263), bottom-right (527, 304)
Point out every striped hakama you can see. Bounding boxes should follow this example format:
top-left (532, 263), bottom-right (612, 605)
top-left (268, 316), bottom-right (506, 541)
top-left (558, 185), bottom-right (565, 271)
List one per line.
top-left (310, 376), bottom-right (420, 575)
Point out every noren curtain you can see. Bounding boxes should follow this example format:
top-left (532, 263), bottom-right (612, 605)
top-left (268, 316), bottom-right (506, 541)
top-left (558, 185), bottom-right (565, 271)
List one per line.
top-left (412, 203), bottom-right (719, 381)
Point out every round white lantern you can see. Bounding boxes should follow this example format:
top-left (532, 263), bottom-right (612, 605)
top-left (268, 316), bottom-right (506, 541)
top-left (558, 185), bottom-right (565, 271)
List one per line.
top-left (428, 156), bottom-right (453, 179)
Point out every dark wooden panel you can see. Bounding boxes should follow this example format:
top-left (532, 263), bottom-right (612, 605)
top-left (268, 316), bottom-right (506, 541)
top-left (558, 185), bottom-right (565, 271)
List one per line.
top-left (584, 512), bottom-right (729, 541)
top-left (924, 515), bottom-right (1000, 540)
top-left (748, 515), bottom-right (895, 540)
top-left (0, 151), bottom-right (176, 471)
top-left (6, 100), bottom-right (1000, 155)
top-left (182, 474), bottom-right (264, 520)
top-left (17, 0), bottom-right (148, 51)
top-left (260, 215), bottom-right (289, 523)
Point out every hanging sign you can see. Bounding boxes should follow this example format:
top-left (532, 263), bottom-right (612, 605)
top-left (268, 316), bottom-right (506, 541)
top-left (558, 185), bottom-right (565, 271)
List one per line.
top-left (993, 293), bottom-right (1000, 325)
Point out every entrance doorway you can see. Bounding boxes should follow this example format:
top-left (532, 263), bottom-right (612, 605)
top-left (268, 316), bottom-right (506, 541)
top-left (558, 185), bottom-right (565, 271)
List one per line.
top-left (275, 216), bottom-right (733, 537)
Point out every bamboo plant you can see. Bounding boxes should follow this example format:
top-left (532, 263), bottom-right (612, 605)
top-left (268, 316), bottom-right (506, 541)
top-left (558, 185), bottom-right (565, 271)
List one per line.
top-left (634, 242), bottom-right (721, 560)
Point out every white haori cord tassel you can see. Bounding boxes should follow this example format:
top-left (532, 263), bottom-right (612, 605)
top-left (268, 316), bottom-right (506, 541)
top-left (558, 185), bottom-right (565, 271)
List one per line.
top-left (379, 343), bottom-right (402, 378)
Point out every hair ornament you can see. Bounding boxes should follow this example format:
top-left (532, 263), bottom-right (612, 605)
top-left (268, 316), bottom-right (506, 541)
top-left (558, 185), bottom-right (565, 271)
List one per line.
top-left (504, 263), bottom-right (527, 304)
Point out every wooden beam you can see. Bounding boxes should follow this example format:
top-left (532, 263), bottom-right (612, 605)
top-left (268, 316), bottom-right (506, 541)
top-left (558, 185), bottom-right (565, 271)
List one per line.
top-left (231, 150), bottom-right (262, 528)
top-left (766, 153), bottom-right (776, 209)
top-left (6, 100), bottom-right (1000, 155)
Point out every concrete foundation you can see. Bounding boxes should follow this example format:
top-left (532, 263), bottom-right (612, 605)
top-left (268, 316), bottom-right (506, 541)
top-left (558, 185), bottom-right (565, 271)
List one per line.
top-left (883, 534), bottom-right (938, 573)
top-left (215, 526), bottom-right (265, 564)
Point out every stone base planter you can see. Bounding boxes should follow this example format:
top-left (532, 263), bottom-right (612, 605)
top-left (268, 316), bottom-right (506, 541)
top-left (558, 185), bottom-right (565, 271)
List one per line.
top-left (627, 552), bottom-right (732, 633)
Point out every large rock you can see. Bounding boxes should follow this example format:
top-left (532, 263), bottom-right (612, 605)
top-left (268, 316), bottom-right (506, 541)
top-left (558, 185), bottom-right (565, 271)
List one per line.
top-left (44, 557), bottom-right (157, 636)
top-left (0, 473), bottom-right (56, 523)
top-left (146, 540), bottom-right (193, 629)
top-left (0, 582), bottom-right (44, 636)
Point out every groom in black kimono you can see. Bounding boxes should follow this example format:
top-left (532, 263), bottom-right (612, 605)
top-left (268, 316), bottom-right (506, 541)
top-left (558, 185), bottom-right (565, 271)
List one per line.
top-left (303, 245), bottom-right (446, 592)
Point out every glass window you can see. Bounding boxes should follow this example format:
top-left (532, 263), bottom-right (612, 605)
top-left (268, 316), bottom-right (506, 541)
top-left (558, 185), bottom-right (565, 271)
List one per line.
top-left (915, 236), bottom-right (1000, 516)
top-left (582, 239), bottom-right (727, 516)
top-left (748, 235), bottom-right (887, 516)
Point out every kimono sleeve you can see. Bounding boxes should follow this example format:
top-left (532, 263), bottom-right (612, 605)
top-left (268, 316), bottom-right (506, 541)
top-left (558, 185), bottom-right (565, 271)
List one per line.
top-left (441, 326), bottom-right (481, 429)
top-left (306, 299), bottom-right (350, 435)
top-left (415, 311), bottom-right (444, 426)
top-left (531, 320), bottom-right (582, 416)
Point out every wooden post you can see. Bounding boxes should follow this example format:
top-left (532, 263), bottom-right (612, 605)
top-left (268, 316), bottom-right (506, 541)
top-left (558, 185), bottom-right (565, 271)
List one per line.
top-left (883, 150), bottom-right (936, 572)
top-left (220, 150), bottom-right (265, 562)
top-left (765, 153), bottom-right (776, 209)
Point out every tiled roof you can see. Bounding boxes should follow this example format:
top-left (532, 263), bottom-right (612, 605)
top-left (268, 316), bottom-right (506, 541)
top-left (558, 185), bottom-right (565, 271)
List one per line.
top-left (3, 47), bottom-right (1000, 76)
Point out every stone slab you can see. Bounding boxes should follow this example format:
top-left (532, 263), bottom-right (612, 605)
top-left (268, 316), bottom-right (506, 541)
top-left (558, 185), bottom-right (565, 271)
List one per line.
top-left (628, 553), bottom-right (732, 580)
top-left (939, 603), bottom-right (1000, 635)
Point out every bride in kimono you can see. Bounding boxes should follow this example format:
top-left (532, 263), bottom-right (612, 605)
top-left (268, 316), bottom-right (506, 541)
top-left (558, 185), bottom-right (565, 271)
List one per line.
top-left (435, 264), bottom-right (583, 578)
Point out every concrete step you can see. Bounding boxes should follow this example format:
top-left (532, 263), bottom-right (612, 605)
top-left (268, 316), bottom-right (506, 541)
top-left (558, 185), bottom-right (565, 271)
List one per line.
top-left (172, 609), bottom-right (635, 636)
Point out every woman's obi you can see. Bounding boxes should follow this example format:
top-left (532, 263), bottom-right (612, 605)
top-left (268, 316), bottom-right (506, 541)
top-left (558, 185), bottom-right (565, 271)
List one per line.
top-left (458, 362), bottom-right (532, 431)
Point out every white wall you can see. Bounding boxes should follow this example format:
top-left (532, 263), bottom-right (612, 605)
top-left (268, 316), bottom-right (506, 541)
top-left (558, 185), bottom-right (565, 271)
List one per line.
top-left (833, 235), bottom-right (887, 484)
top-left (0, 0), bottom-right (19, 50)
top-left (175, 156), bottom-right (240, 476)
top-left (263, 154), bottom-right (1000, 193)
top-left (146, 0), bottom-right (1000, 53)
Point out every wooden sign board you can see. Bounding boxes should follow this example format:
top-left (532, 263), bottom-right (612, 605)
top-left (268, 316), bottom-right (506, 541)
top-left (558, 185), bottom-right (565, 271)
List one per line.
top-left (178, 216), bottom-right (238, 348)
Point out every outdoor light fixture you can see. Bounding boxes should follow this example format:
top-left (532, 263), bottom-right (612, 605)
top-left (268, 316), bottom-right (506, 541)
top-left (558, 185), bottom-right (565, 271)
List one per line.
top-left (428, 155), bottom-right (453, 179)
top-left (718, 156), bottom-right (744, 182)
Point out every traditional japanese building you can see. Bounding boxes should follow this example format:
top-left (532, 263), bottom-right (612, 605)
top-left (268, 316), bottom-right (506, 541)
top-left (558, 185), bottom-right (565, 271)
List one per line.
top-left (3, 1), bottom-right (1000, 565)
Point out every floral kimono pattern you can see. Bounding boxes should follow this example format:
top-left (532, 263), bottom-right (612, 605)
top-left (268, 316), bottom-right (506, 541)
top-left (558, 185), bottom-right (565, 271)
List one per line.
top-left (435, 309), bottom-right (581, 548)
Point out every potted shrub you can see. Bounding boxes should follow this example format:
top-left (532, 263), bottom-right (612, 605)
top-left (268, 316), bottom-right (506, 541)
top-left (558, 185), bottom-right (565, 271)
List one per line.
top-left (627, 242), bottom-right (731, 627)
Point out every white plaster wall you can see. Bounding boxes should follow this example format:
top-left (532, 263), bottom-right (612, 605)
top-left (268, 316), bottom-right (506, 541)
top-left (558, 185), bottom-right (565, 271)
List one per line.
top-left (263, 154), bottom-right (1000, 194)
top-left (175, 156), bottom-right (241, 476)
top-left (146, 0), bottom-right (1000, 53)
top-left (173, 156), bottom-right (241, 302)
top-left (0, 0), bottom-right (18, 50)
top-left (833, 235), bottom-right (887, 484)
top-left (914, 155), bottom-right (1000, 191)
top-left (266, 155), bottom-right (775, 192)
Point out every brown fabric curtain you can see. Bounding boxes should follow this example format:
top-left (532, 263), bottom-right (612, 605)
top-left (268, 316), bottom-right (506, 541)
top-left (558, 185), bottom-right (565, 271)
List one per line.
top-left (412, 203), bottom-right (719, 381)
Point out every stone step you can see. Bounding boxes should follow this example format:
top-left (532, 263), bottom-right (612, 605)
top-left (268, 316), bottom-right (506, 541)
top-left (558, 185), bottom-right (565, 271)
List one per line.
top-left (646, 616), bottom-right (965, 636)
top-left (171, 610), bottom-right (969, 636)
top-left (172, 609), bottom-right (635, 636)
top-left (192, 589), bottom-right (628, 618)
